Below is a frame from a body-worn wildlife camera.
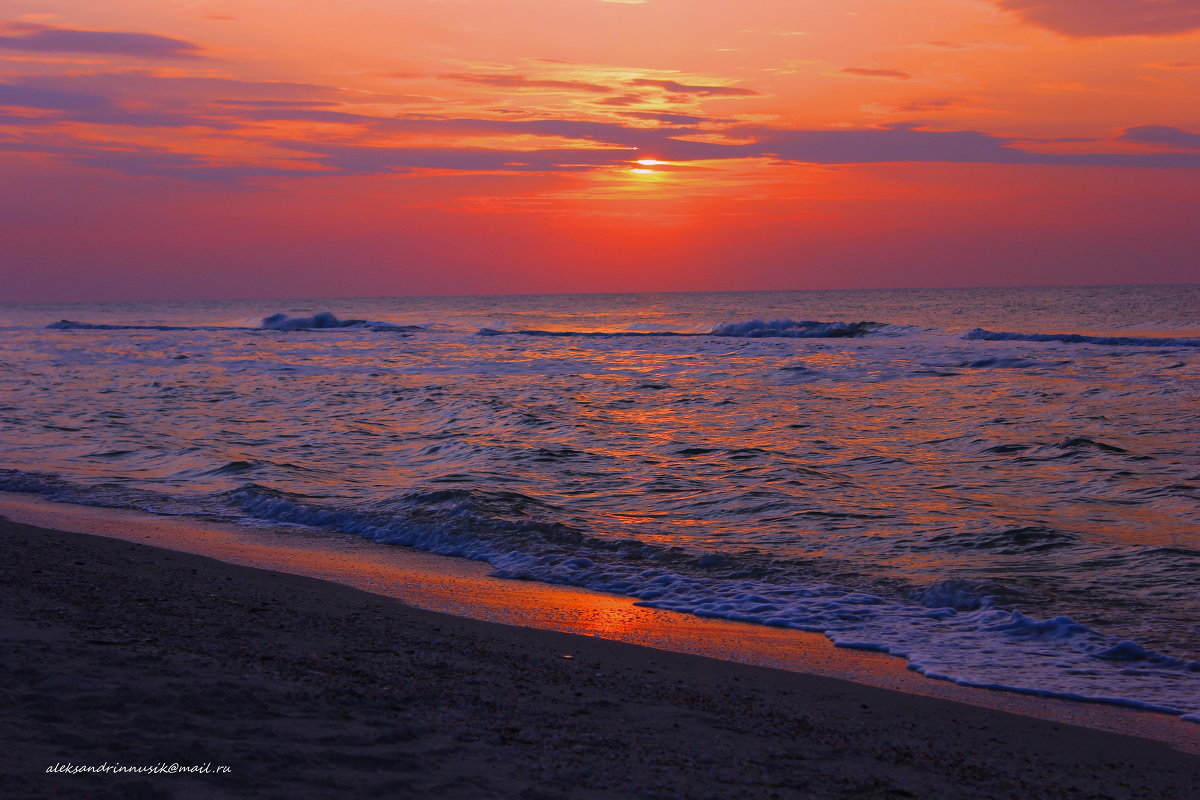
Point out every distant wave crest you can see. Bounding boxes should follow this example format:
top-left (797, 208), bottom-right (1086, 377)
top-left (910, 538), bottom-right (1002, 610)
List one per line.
top-left (46, 311), bottom-right (421, 334)
top-left (47, 320), bottom-right (201, 331)
top-left (964, 328), bottom-right (1200, 348)
top-left (476, 328), bottom-right (683, 338)
top-left (476, 318), bottom-right (885, 339)
top-left (710, 318), bottom-right (878, 338)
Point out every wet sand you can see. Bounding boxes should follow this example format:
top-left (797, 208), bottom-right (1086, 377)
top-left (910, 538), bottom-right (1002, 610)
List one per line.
top-left (2, 515), bottom-right (1198, 799)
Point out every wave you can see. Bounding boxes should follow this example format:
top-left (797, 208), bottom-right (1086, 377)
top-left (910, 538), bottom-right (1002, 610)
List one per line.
top-left (260, 311), bottom-right (363, 331)
top-left (477, 319), bottom-right (886, 339)
top-left (477, 328), bottom-right (690, 338)
top-left (260, 311), bottom-right (419, 332)
top-left (710, 319), bottom-right (879, 338)
top-left (47, 320), bottom-right (224, 332)
top-left (964, 328), bottom-right (1200, 348)
top-left (47, 311), bottom-right (422, 334)
top-left (2, 466), bottom-right (1197, 720)
top-left (928, 526), bottom-right (1080, 555)
top-left (957, 357), bottom-right (1070, 369)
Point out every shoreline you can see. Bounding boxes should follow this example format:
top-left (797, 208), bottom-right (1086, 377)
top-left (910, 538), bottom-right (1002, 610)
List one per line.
top-left (2, 491), bottom-right (1198, 754)
top-left (1, 514), bottom-right (1197, 799)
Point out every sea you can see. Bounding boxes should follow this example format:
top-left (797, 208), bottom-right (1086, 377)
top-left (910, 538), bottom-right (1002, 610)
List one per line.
top-left (1, 285), bottom-right (1198, 720)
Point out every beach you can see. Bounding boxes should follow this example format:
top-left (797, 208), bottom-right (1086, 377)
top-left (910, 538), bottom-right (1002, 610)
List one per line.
top-left (3, 514), bottom-right (1197, 800)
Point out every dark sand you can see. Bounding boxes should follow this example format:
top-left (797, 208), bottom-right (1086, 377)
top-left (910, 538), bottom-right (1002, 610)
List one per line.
top-left (2, 517), bottom-right (1197, 799)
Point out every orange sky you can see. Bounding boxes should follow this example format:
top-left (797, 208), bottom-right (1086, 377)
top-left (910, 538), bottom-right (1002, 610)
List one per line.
top-left (1, 0), bottom-right (1197, 300)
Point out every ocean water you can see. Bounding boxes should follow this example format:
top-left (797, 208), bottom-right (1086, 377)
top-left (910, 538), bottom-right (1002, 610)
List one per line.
top-left (1, 286), bottom-right (1198, 719)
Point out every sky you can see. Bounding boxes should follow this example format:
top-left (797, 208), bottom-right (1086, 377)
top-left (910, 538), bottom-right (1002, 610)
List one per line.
top-left (0, 0), bottom-right (1197, 301)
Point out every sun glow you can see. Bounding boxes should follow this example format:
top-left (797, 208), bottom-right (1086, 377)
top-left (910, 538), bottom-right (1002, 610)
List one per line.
top-left (629, 158), bottom-right (668, 175)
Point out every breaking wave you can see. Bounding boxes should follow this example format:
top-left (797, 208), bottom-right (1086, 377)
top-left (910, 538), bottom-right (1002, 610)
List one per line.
top-left (259, 311), bottom-right (420, 332)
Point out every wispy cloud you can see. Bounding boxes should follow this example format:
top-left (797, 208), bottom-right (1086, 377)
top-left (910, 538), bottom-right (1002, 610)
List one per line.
top-left (841, 68), bottom-right (912, 80)
top-left (618, 110), bottom-right (714, 124)
top-left (627, 78), bottom-right (759, 96)
top-left (442, 73), bottom-right (613, 93)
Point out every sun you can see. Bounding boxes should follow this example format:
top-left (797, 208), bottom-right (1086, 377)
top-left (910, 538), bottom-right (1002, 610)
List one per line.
top-left (628, 158), bottom-right (667, 175)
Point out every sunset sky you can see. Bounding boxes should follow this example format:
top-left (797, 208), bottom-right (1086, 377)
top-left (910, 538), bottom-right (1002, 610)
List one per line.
top-left (1, 0), bottom-right (1197, 301)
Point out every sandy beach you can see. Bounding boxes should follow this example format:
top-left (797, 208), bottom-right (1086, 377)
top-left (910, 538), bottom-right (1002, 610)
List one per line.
top-left (2, 515), bottom-right (1197, 800)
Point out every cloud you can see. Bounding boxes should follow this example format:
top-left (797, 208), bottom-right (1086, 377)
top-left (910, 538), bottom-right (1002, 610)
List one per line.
top-left (223, 107), bottom-right (382, 125)
top-left (892, 98), bottom-right (965, 112)
top-left (279, 119), bottom-right (1200, 173)
top-left (6, 71), bottom-right (1197, 182)
top-left (619, 110), bottom-right (714, 124)
top-left (0, 138), bottom-right (316, 181)
top-left (274, 141), bottom-right (638, 174)
top-left (842, 68), bottom-right (912, 80)
top-left (0, 74), bottom-right (347, 129)
top-left (994, 1), bottom-right (1200, 38)
top-left (596, 95), bottom-right (643, 106)
top-left (8, 72), bottom-right (344, 104)
top-left (1119, 125), bottom-right (1200, 149)
top-left (745, 124), bottom-right (1024, 164)
top-left (0, 82), bottom-right (113, 111)
top-left (627, 79), bottom-right (759, 96)
top-left (737, 122), bottom-right (1200, 168)
top-left (442, 73), bottom-right (612, 93)
top-left (0, 80), bottom-right (231, 128)
top-left (212, 99), bottom-right (342, 108)
top-left (0, 21), bottom-right (204, 59)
